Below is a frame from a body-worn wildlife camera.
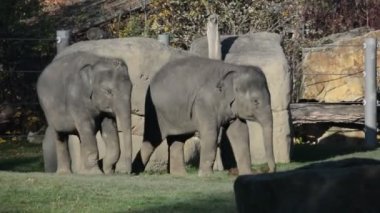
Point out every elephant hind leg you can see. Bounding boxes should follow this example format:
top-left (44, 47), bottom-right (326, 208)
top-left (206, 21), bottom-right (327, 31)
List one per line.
top-left (132, 95), bottom-right (164, 174)
top-left (167, 135), bottom-right (190, 176)
top-left (42, 126), bottom-right (57, 173)
top-left (55, 132), bottom-right (72, 174)
top-left (132, 133), bottom-right (162, 174)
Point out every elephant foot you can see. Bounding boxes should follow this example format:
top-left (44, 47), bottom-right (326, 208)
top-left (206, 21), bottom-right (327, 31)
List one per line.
top-left (79, 166), bottom-right (103, 175)
top-left (103, 167), bottom-right (114, 175)
top-left (56, 168), bottom-right (71, 175)
top-left (115, 162), bottom-right (131, 174)
top-left (170, 167), bottom-right (187, 176)
top-left (237, 167), bottom-right (253, 175)
top-left (227, 168), bottom-right (239, 176)
top-left (198, 169), bottom-right (213, 177)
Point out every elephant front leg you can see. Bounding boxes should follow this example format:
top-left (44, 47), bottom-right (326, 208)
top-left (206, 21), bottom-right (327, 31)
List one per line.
top-left (167, 136), bottom-right (187, 176)
top-left (226, 119), bottom-right (252, 175)
top-left (198, 127), bottom-right (218, 177)
top-left (76, 120), bottom-right (103, 175)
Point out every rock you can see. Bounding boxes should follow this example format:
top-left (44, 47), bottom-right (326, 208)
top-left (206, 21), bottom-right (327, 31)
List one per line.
top-left (58, 38), bottom-right (200, 172)
top-left (234, 158), bottom-right (380, 213)
top-left (301, 29), bottom-right (380, 102)
top-left (190, 32), bottom-right (292, 163)
top-left (26, 126), bottom-right (46, 144)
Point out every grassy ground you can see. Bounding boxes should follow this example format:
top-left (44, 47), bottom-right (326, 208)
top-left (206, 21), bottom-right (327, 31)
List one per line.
top-left (1, 140), bottom-right (380, 212)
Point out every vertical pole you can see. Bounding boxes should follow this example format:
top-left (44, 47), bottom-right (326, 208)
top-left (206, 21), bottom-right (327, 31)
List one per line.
top-left (364, 37), bottom-right (378, 148)
top-left (158, 33), bottom-right (169, 46)
top-left (56, 30), bottom-right (71, 54)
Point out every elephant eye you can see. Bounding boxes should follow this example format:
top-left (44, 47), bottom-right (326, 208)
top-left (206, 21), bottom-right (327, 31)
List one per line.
top-left (102, 87), bottom-right (113, 95)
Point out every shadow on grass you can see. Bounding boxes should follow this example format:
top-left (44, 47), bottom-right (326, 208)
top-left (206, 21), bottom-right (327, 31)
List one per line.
top-left (0, 156), bottom-right (43, 172)
top-left (291, 137), bottom-right (379, 162)
top-left (130, 193), bottom-right (235, 213)
top-left (0, 141), bottom-right (43, 172)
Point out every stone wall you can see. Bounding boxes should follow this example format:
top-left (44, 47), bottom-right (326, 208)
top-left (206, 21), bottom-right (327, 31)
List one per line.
top-left (301, 29), bottom-right (380, 102)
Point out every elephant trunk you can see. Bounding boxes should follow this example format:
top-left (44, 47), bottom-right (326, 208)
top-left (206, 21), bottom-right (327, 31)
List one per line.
top-left (114, 91), bottom-right (132, 174)
top-left (257, 107), bottom-right (276, 173)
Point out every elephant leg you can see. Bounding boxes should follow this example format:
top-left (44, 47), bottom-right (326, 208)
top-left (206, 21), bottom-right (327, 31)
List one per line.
top-left (198, 126), bottom-right (219, 177)
top-left (42, 125), bottom-right (57, 173)
top-left (167, 135), bottom-right (188, 176)
top-left (255, 109), bottom-right (276, 173)
top-left (76, 120), bottom-right (102, 175)
top-left (226, 119), bottom-right (252, 175)
top-left (132, 135), bottom-right (162, 174)
top-left (101, 118), bottom-right (120, 174)
top-left (55, 132), bottom-right (71, 174)
top-left (68, 135), bottom-right (81, 173)
top-left (132, 107), bottom-right (163, 174)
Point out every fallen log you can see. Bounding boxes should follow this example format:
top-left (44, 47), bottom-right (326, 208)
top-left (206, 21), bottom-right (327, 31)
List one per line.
top-left (290, 103), bottom-right (372, 124)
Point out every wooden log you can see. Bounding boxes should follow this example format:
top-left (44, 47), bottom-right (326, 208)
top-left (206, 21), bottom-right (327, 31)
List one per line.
top-left (290, 103), bottom-right (368, 124)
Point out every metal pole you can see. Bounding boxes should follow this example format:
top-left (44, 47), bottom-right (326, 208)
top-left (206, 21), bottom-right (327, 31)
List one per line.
top-left (56, 30), bottom-right (71, 54)
top-left (364, 37), bottom-right (377, 148)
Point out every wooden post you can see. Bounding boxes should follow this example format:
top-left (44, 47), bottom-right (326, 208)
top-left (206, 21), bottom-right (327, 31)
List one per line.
top-left (56, 30), bottom-right (71, 53)
top-left (207, 14), bottom-right (222, 60)
top-left (206, 13), bottom-right (224, 171)
top-left (158, 33), bottom-right (170, 46)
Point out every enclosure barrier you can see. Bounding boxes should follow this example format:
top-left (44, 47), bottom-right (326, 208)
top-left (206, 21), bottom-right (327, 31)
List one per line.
top-left (364, 37), bottom-right (378, 147)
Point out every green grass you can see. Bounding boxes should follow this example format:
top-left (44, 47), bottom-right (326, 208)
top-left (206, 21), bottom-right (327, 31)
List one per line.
top-left (1, 140), bottom-right (380, 212)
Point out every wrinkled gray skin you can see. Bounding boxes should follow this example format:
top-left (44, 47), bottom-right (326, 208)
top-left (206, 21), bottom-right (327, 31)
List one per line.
top-left (37, 52), bottom-right (132, 175)
top-left (133, 57), bottom-right (275, 176)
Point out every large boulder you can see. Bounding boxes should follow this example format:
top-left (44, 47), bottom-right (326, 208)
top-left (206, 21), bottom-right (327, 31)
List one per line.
top-left (234, 158), bottom-right (380, 213)
top-left (190, 32), bottom-right (292, 163)
top-left (301, 28), bottom-right (380, 102)
top-left (57, 37), bottom-right (200, 172)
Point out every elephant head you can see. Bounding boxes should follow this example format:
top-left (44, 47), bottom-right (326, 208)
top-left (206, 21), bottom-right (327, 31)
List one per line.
top-left (79, 58), bottom-right (133, 173)
top-left (218, 67), bottom-right (275, 172)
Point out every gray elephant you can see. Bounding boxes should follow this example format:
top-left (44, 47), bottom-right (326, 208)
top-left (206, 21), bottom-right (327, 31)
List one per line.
top-left (37, 51), bottom-right (132, 174)
top-left (133, 57), bottom-right (275, 176)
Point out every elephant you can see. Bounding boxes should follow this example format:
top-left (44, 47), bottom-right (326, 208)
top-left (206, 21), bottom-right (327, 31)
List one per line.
top-left (37, 51), bottom-right (132, 175)
top-left (133, 56), bottom-right (275, 176)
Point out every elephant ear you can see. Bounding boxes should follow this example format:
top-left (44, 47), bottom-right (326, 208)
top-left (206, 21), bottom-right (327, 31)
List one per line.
top-left (216, 70), bottom-right (236, 107)
top-left (79, 64), bottom-right (95, 98)
top-left (216, 70), bottom-right (236, 92)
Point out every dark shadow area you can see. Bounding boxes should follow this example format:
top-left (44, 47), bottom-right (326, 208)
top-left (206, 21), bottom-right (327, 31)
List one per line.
top-left (291, 123), bottom-right (379, 162)
top-left (295, 157), bottom-right (380, 171)
top-left (0, 141), bottom-right (43, 172)
top-left (129, 193), bottom-right (235, 213)
top-left (0, 156), bottom-right (43, 172)
top-left (221, 36), bottom-right (238, 60)
top-left (291, 139), bottom-right (378, 162)
top-left (220, 128), bottom-right (237, 170)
